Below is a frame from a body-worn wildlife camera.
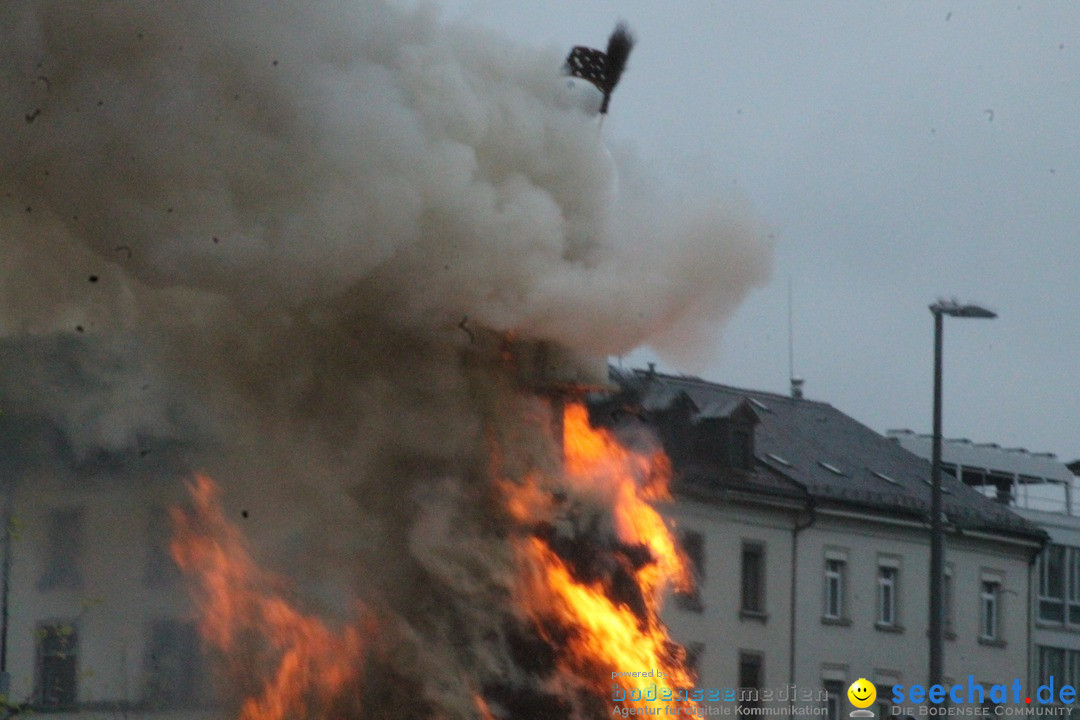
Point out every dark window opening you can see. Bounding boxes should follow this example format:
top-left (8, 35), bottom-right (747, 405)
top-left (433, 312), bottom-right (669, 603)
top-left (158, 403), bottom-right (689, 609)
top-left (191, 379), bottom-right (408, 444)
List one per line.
top-left (732, 427), bottom-right (753, 470)
top-left (142, 619), bottom-right (210, 709)
top-left (741, 543), bottom-right (765, 613)
top-left (738, 652), bottom-right (764, 711)
top-left (675, 530), bottom-right (705, 612)
top-left (145, 506), bottom-right (182, 588)
top-left (38, 508), bottom-right (84, 591)
top-left (36, 623), bottom-right (78, 709)
top-left (685, 642), bottom-right (705, 676)
top-left (823, 680), bottom-right (844, 720)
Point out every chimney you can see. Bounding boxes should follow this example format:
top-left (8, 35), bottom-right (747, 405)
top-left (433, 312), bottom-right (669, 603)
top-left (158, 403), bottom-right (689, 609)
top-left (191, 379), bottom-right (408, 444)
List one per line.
top-left (790, 377), bottom-right (804, 400)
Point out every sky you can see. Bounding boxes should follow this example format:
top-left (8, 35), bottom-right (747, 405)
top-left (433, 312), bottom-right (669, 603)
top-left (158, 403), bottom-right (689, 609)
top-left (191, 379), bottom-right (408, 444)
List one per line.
top-left (433, 0), bottom-right (1080, 464)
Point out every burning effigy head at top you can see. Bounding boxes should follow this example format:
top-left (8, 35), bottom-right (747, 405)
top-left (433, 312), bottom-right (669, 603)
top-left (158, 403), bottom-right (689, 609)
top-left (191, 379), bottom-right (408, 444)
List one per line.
top-left (0, 1), bottom-right (771, 717)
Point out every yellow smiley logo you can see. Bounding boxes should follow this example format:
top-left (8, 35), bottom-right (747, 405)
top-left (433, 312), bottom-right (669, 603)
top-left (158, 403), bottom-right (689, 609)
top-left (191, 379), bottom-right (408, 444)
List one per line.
top-left (847, 678), bottom-right (877, 709)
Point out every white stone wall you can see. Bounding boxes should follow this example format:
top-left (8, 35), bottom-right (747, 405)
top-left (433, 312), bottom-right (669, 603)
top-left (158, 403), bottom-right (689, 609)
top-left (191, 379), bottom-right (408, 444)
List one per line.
top-left (6, 469), bottom-right (195, 712)
top-left (662, 496), bottom-right (1035, 714)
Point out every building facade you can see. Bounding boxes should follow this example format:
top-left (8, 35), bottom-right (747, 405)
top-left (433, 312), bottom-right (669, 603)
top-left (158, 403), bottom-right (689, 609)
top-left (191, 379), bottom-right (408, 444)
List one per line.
top-left (0, 335), bottom-right (209, 719)
top-left (600, 368), bottom-right (1045, 717)
top-left (0, 337), bottom-right (1052, 719)
top-left (889, 431), bottom-right (1080, 695)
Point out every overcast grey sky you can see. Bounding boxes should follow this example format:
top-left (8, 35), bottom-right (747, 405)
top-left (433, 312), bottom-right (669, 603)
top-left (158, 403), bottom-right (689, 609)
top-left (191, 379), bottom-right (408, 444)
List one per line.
top-left (433, 0), bottom-right (1080, 464)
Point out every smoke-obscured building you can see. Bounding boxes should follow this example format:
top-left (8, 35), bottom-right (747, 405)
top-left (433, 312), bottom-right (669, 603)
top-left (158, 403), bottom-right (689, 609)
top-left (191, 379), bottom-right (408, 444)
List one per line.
top-left (888, 430), bottom-right (1080, 693)
top-left (0, 335), bottom-right (212, 718)
top-left (600, 368), bottom-right (1047, 717)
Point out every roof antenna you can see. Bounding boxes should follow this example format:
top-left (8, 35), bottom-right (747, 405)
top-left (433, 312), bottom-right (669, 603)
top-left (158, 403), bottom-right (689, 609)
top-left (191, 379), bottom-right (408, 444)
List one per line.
top-left (788, 277), bottom-right (803, 400)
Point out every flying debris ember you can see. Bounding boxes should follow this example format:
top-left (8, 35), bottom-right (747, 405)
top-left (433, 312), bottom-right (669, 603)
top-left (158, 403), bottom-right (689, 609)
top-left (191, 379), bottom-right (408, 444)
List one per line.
top-left (565, 23), bottom-right (636, 114)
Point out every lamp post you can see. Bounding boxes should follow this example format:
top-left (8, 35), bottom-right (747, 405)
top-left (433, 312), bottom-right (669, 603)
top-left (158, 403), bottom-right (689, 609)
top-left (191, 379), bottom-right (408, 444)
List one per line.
top-left (929, 300), bottom-right (996, 689)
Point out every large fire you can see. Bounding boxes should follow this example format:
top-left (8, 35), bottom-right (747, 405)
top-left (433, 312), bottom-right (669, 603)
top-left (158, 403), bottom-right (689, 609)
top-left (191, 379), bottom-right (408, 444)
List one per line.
top-left (506, 402), bottom-right (696, 715)
top-left (171, 401), bottom-right (696, 719)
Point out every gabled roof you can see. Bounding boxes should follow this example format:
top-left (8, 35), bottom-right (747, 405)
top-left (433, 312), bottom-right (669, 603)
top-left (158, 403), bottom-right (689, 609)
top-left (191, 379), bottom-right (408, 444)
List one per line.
top-left (610, 367), bottom-right (1042, 541)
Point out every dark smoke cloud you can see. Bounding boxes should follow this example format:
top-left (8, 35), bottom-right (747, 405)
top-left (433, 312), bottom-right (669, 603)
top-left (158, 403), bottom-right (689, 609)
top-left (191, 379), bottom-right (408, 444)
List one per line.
top-left (0, 0), bottom-right (771, 715)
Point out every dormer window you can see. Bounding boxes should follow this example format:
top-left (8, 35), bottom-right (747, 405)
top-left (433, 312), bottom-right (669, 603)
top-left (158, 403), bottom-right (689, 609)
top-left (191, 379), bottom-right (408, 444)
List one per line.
top-left (663, 393), bottom-right (759, 473)
top-left (732, 426), bottom-right (754, 470)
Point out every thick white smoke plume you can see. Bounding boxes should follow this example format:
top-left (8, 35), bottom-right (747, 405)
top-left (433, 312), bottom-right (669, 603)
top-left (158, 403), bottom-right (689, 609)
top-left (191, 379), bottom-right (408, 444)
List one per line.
top-left (2, 0), bottom-right (769, 353)
top-left (0, 0), bottom-right (771, 716)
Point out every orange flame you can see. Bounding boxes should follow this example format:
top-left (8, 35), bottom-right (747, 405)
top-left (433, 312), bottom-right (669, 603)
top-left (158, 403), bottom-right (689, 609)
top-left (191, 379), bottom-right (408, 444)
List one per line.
top-left (170, 475), bottom-right (369, 720)
top-left (507, 402), bottom-right (696, 714)
top-left (171, 401), bottom-right (694, 719)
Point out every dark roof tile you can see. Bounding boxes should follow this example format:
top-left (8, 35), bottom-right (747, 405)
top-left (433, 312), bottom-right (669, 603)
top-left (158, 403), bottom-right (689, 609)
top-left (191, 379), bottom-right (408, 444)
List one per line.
top-left (611, 367), bottom-right (1042, 540)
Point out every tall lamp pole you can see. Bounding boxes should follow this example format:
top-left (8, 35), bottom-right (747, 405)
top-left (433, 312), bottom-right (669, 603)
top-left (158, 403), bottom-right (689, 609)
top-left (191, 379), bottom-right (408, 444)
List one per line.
top-left (929, 300), bottom-right (996, 688)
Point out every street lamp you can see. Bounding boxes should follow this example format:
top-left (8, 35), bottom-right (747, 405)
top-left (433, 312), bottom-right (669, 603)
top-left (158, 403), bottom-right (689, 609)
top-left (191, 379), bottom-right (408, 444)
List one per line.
top-left (929, 300), bottom-right (996, 689)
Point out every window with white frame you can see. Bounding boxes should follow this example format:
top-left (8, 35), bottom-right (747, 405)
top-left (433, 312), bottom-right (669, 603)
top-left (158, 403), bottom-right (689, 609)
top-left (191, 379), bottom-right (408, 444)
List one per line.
top-left (1039, 646), bottom-right (1066, 686)
top-left (980, 581), bottom-right (1000, 640)
top-left (1037, 544), bottom-right (1080, 625)
top-left (878, 565), bottom-right (898, 626)
top-left (1038, 646), bottom-right (1080, 689)
top-left (1039, 544), bottom-right (1066, 622)
top-left (824, 559), bottom-right (845, 619)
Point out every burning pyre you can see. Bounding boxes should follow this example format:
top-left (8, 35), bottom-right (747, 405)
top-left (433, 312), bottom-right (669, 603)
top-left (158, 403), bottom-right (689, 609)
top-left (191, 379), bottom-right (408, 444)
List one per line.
top-left (170, 389), bottom-right (698, 719)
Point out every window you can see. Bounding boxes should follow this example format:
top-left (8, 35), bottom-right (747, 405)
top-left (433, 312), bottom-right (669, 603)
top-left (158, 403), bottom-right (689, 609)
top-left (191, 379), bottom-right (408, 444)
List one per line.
top-left (38, 508), bottom-right (84, 591)
top-left (143, 619), bottom-right (209, 708)
top-left (980, 581), bottom-right (1000, 640)
top-left (1039, 646), bottom-right (1066, 687)
top-left (875, 675), bottom-right (900, 719)
top-left (741, 543), bottom-right (765, 614)
top-left (977, 680), bottom-right (1000, 714)
top-left (1070, 550), bottom-right (1080, 625)
top-left (36, 623), bottom-right (78, 708)
top-left (676, 531), bottom-right (705, 612)
top-left (877, 566), bottom-right (898, 626)
top-left (1038, 647), bottom-right (1080, 689)
top-left (145, 506), bottom-right (181, 587)
top-left (732, 427), bottom-right (753, 470)
top-left (1037, 544), bottom-right (1080, 625)
top-left (824, 559), bottom-right (845, 619)
top-left (823, 680), bottom-right (844, 720)
top-left (738, 652), bottom-right (764, 712)
top-left (1040, 545), bottom-right (1065, 622)
top-left (685, 643), bottom-right (705, 676)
